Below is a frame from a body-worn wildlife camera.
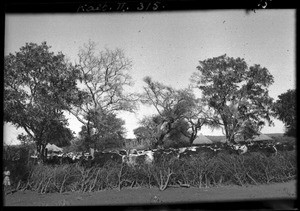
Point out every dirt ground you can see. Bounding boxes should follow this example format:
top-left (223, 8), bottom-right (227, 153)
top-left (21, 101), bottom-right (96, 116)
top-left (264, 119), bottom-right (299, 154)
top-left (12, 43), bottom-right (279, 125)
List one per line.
top-left (4, 180), bottom-right (296, 207)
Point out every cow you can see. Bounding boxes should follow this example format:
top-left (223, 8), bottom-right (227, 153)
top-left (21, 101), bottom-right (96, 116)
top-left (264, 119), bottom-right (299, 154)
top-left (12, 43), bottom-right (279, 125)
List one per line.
top-left (232, 144), bottom-right (248, 155)
top-left (275, 142), bottom-right (295, 152)
top-left (258, 143), bottom-right (278, 157)
top-left (44, 153), bottom-right (62, 165)
top-left (245, 142), bottom-right (261, 153)
top-left (242, 141), bottom-right (278, 156)
top-left (124, 149), bottom-right (155, 167)
top-left (177, 145), bottom-right (218, 159)
top-left (91, 150), bottom-right (124, 167)
top-left (29, 154), bottom-right (39, 165)
top-left (213, 143), bottom-right (247, 155)
top-left (152, 148), bottom-right (179, 163)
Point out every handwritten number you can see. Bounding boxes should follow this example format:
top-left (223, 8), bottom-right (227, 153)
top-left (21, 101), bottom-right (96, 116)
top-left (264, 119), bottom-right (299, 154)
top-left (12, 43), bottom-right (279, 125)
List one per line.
top-left (137, 2), bottom-right (144, 10)
top-left (145, 3), bottom-right (151, 10)
top-left (117, 2), bottom-right (126, 10)
top-left (102, 3), bottom-right (108, 11)
top-left (137, 2), bottom-right (160, 11)
top-left (262, 2), bottom-right (267, 8)
top-left (77, 1), bottom-right (162, 12)
top-left (153, 2), bottom-right (160, 10)
top-left (117, 3), bottom-right (121, 10)
top-left (77, 6), bottom-right (84, 12)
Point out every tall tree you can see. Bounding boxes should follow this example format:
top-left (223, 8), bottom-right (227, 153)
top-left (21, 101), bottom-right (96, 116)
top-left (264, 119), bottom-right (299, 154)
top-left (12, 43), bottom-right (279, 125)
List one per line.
top-left (191, 54), bottom-right (274, 143)
top-left (68, 41), bottom-right (138, 149)
top-left (273, 89), bottom-right (296, 137)
top-left (140, 77), bottom-right (213, 147)
top-left (4, 42), bottom-right (80, 158)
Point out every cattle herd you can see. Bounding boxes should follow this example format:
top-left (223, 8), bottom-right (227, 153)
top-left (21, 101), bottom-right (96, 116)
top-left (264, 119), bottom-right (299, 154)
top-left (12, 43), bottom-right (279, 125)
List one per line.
top-left (30, 140), bottom-right (295, 168)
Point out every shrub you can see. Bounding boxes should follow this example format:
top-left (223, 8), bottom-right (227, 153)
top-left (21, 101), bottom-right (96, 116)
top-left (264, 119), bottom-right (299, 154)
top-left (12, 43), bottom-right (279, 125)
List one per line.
top-left (15, 150), bottom-right (296, 193)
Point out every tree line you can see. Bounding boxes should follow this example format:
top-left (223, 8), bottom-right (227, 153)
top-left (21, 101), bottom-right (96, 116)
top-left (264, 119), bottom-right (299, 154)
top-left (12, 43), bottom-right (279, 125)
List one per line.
top-left (4, 41), bottom-right (296, 158)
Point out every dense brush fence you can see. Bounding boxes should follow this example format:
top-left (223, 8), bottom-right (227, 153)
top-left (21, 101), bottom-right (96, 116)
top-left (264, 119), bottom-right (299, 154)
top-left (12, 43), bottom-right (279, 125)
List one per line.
top-left (4, 149), bottom-right (296, 193)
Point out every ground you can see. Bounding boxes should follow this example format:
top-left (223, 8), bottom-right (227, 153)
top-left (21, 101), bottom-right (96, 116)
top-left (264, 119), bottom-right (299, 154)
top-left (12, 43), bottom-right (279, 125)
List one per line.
top-left (4, 180), bottom-right (296, 206)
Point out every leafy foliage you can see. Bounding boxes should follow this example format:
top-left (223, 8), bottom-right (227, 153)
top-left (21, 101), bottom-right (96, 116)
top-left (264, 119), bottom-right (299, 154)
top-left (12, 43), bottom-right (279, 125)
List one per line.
top-left (135, 115), bottom-right (190, 149)
top-left (139, 77), bottom-right (213, 147)
top-left (135, 115), bottom-right (163, 148)
top-left (140, 77), bottom-right (196, 120)
top-left (4, 42), bottom-right (79, 154)
top-left (42, 119), bottom-right (74, 147)
top-left (273, 89), bottom-right (296, 137)
top-left (79, 112), bottom-right (126, 151)
top-left (191, 54), bottom-right (274, 143)
top-left (133, 126), bottom-right (151, 140)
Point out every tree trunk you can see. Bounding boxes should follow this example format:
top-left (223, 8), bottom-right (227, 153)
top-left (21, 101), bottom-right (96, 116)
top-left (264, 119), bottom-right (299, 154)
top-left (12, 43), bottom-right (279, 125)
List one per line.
top-left (41, 144), bottom-right (46, 162)
top-left (36, 141), bottom-right (44, 161)
top-left (189, 126), bottom-right (198, 146)
top-left (36, 143), bottom-right (41, 155)
top-left (156, 134), bottom-right (165, 148)
top-left (224, 124), bottom-right (230, 143)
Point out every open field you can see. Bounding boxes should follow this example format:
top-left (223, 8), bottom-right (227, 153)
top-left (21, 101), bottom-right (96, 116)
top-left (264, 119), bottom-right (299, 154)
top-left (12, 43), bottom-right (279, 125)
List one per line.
top-left (4, 180), bottom-right (296, 207)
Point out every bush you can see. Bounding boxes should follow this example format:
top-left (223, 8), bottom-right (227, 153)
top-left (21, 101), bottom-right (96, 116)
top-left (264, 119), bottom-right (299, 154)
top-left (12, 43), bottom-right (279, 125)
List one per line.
top-left (15, 150), bottom-right (296, 193)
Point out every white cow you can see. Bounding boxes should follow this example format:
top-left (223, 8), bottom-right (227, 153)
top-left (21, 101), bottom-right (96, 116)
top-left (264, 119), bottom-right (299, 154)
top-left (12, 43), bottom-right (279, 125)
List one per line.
top-left (233, 144), bottom-right (248, 155)
top-left (124, 149), bottom-right (154, 167)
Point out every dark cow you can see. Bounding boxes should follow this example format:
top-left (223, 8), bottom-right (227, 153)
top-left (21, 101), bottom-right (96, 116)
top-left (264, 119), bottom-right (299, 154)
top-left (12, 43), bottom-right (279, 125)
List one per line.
top-left (275, 142), bottom-right (295, 152)
top-left (91, 151), bottom-right (124, 167)
top-left (207, 144), bottom-right (238, 155)
top-left (152, 148), bottom-right (179, 163)
top-left (118, 149), bottom-right (128, 156)
top-left (245, 142), bottom-right (262, 153)
top-left (244, 142), bottom-right (277, 156)
top-left (44, 152), bottom-right (64, 165)
top-left (61, 152), bottom-right (78, 164)
top-left (61, 154), bottom-right (75, 164)
top-left (177, 146), bottom-right (198, 159)
top-left (29, 154), bottom-right (39, 165)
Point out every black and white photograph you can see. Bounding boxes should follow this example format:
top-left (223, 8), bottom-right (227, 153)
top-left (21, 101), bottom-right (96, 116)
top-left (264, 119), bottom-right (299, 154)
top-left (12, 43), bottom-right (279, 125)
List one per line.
top-left (3, 5), bottom-right (296, 208)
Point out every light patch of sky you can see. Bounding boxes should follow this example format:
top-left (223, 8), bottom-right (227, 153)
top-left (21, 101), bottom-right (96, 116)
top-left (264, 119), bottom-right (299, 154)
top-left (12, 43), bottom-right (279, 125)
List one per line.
top-left (4, 10), bottom-right (295, 145)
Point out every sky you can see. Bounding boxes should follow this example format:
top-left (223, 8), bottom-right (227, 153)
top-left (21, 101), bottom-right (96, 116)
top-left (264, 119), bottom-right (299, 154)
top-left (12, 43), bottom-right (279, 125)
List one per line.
top-left (4, 10), bottom-right (296, 145)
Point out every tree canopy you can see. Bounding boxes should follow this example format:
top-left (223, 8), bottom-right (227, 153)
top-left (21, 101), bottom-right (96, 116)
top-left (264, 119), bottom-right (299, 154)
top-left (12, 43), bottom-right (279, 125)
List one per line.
top-left (139, 77), bottom-right (215, 147)
top-left (4, 42), bottom-right (79, 156)
top-left (273, 89), bottom-right (296, 137)
top-left (191, 54), bottom-right (274, 143)
top-left (5, 42), bottom-right (281, 151)
top-left (134, 115), bottom-right (162, 148)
